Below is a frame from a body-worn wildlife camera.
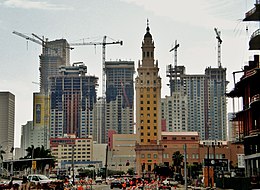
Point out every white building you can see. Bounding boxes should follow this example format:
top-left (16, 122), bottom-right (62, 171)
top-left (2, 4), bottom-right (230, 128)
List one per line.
top-left (20, 121), bottom-right (45, 158)
top-left (0, 92), bottom-right (15, 161)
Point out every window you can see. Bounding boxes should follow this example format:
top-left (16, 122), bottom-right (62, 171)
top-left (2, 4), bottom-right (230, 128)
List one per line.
top-left (141, 154), bottom-right (145, 158)
top-left (154, 154), bottom-right (157, 158)
top-left (147, 154), bottom-right (151, 158)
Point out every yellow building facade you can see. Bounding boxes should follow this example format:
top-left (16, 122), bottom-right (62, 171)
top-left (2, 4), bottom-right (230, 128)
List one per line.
top-left (135, 21), bottom-right (163, 176)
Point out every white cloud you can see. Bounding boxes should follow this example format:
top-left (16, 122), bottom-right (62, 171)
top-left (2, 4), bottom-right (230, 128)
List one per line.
top-left (3, 0), bottom-right (73, 10)
top-left (118, 0), bottom-right (243, 30)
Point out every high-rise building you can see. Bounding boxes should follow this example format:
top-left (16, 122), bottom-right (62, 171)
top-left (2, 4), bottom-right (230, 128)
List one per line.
top-left (166, 65), bottom-right (227, 140)
top-left (39, 39), bottom-right (70, 94)
top-left (105, 60), bottom-right (135, 142)
top-left (49, 63), bottom-right (98, 139)
top-left (0, 92), bottom-right (15, 161)
top-left (205, 67), bottom-right (227, 140)
top-left (34, 39), bottom-right (70, 149)
top-left (135, 21), bottom-right (163, 176)
top-left (93, 98), bottom-right (104, 143)
top-left (161, 93), bottom-right (188, 132)
top-left (20, 121), bottom-right (44, 157)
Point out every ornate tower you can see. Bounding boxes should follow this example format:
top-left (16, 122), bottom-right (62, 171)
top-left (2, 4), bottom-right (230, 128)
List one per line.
top-left (135, 20), bottom-right (163, 176)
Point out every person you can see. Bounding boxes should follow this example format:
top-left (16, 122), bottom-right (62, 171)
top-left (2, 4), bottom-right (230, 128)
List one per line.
top-left (8, 177), bottom-right (13, 189)
top-left (20, 176), bottom-right (28, 190)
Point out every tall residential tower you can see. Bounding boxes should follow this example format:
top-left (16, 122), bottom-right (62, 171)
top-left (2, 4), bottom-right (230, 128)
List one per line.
top-left (105, 60), bottom-right (135, 142)
top-left (166, 65), bottom-right (227, 140)
top-left (49, 64), bottom-right (98, 139)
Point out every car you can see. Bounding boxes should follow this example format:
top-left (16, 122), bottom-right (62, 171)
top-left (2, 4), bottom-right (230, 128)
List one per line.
top-left (158, 184), bottom-right (171, 190)
top-left (162, 178), bottom-right (178, 186)
top-left (95, 177), bottom-right (103, 184)
top-left (27, 174), bottom-right (53, 185)
top-left (110, 180), bottom-right (122, 189)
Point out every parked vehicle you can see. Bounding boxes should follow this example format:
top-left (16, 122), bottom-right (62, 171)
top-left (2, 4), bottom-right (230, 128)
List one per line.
top-left (27, 174), bottom-right (53, 185)
top-left (110, 180), bottom-right (122, 189)
top-left (95, 177), bottom-right (103, 184)
top-left (162, 178), bottom-right (178, 186)
top-left (158, 183), bottom-right (171, 190)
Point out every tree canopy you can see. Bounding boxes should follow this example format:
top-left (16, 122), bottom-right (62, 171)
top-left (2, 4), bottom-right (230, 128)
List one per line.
top-left (172, 151), bottom-right (184, 174)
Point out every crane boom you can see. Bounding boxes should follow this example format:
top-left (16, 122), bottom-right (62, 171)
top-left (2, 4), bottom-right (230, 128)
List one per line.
top-left (69, 36), bottom-right (123, 98)
top-left (13, 31), bottom-right (42, 46)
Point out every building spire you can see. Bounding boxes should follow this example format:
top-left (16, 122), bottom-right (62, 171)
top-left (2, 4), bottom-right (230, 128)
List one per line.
top-left (146, 18), bottom-right (150, 33)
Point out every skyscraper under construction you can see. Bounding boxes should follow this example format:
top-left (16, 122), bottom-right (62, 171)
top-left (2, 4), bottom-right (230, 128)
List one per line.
top-left (49, 63), bottom-right (98, 139)
top-left (33, 39), bottom-right (70, 148)
top-left (104, 60), bottom-right (135, 143)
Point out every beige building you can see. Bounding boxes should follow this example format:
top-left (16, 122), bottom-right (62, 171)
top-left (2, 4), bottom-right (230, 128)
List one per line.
top-left (50, 134), bottom-right (95, 170)
top-left (93, 143), bottom-right (107, 168)
top-left (108, 134), bottom-right (137, 173)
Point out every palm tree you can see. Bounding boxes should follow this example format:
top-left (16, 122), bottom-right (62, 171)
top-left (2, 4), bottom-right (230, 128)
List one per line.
top-left (172, 151), bottom-right (184, 174)
top-left (23, 145), bottom-right (55, 173)
top-left (25, 145), bottom-right (34, 159)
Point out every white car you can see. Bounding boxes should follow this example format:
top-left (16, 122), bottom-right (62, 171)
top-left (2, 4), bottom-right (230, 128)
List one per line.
top-left (162, 178), bottom-right (178, 186)
top-left (27, 174), bottom-right (53, 184)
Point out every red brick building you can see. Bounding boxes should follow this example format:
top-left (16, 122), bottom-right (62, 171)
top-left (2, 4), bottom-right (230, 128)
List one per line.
top-left (160, 132), bottom-right (244, 168)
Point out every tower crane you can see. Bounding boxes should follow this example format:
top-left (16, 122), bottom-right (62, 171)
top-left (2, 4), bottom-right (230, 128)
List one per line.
top-left (13, 31), bottom-right (58, 53)
top-left (214, 28), bottom-right (223, 68)
top-left (169, 40), bottom-right (180, 95)
top-left (69, 36), bottom-right (123, 98)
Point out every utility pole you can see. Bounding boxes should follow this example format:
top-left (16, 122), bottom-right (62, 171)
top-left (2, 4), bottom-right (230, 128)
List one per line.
top-left (184, 144), bottom-right (187, 190)
top-left (71, 144), bottom-right (75, 185)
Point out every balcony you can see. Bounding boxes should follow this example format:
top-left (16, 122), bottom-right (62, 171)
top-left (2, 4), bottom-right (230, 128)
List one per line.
top-left (249, 129), bottom-right (260, 136)
top-left (250, 94), bottom-right (260, 108)
top-left (243, 1), bottom-right (260, 21)
top-left (251, 94), bottom-right (260, 103)
top-left (249, 29), bottom-right (260, 50)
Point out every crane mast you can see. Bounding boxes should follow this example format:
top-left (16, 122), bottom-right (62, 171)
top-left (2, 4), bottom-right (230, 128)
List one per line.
top-left (70, 36), bottom-right (123, 98)
top-left (214, 28), bottom-right (222, 68)
top-left (169, 40), bottom-right (180, 95)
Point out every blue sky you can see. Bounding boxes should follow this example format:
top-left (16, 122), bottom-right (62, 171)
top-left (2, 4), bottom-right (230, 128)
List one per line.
top-left (0, 0), bottom-right (258, 147)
